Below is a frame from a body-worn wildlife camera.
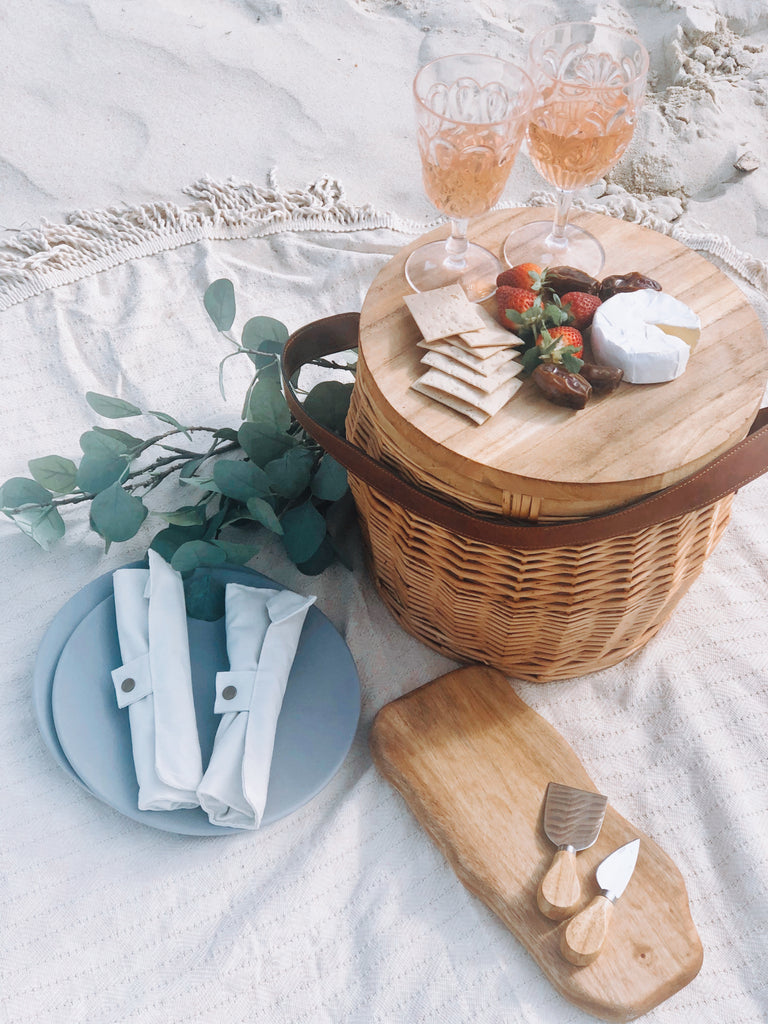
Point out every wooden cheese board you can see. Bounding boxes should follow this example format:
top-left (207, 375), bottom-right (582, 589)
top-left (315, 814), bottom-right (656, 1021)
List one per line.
top-left (352, 206), bottom-right (768, 519)
top-left (370, 666), bottom-right (703, 1022)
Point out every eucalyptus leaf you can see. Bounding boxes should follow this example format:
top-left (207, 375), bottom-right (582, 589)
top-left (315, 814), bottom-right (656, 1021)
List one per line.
top-left (92, 426), bottom-right (145, 450)
top-left (149, 410), bottom-right (192, 441)
top-left (76, 452), bottom-right (127, 494)
top-left (241, 316), bottom-right (289, 354)
top-left (170, 539), bottom-right (228, 573)
top-left (204, 278), bottom-right (236, 332)
top-left (211, 539), bottom-right (259, 565)
top-left (281, 500), bottom-right (326, 564)
top-left (237, 421), bottom-right (295, 467)
top-left (85, 392), bottom-right (142, 419)
top-left (246, 496), bottom-right (283, 535)
top-left (0, 476), bottom-right (53, 510)
top-left (265, 447), bottom-right (314, 499)
top-left (303, 381), bottom-right (354, 435)
top-left (179, 456), bottom-right (206, 479)
top-left (150, 521), bottom-right (208, 561)
top-left (80, 429), bottom-right (130, 456)
top-left (28, 455), bottom-right (78, 494)
top-left (213, 459), bottom-right (271, 503)
top-left (9, 504), bottom-right (65, 551)
top-left (296, 535), bottom-right (337, 576)
top-left (90, 482), bottom-right (147, 544)
top-left (213, 427), bottom-right (240, 442)
top-left (184, 573), bottom-right (226, 621)
top-left (247, 376), bottom-right (291, 432)
top-left (154, 505), bottom-right (207, 527)
top-left (311, 455), bottom-right (348, 502)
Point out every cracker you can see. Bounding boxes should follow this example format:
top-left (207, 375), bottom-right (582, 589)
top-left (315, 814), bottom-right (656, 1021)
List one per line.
top-left (404, 283), bottom-right (485, 341)
top-left (417, 339), bottom-right (515, 376)
top-left (411, 379), bottom-right (489, 425)
top-left (458, 305), bottom-right (524, 349)
top-left (414, 367), bottom-right (523, 416)
top-left (437, 335), bottom-right (513, 359)
top-left (420, 350), bottom-right (523, 393)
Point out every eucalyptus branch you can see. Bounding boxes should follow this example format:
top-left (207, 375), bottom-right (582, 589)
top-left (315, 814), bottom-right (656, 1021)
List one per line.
top-left (0, 277), bottom-right (357, 616)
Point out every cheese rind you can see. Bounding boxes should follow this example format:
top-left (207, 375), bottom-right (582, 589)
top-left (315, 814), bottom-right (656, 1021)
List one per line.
top-left (590, 289), bottom-right (701, 384)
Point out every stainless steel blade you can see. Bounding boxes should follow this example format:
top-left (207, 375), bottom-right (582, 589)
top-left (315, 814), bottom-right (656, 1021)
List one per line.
top-left (542, 782), bottom-right (608, 851)
top-left (595, 838), bottom-right (640, 902)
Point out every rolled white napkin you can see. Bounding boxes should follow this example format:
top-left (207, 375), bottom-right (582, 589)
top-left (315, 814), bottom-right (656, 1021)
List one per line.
top-left (110, 549), bottom-right (203, 810)
top-left (197, 583), bottom-right (315, 829)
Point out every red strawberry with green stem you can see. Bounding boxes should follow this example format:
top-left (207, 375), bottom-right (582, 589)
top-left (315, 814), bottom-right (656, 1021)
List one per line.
top-left (521, 325), bottom-right (584, 374)
top-left (496, 286), bottom-right (538, 334)
top-left (496, 262), bottom-right (543, 291)
top-left (560, 291), bottom-right (602, 330)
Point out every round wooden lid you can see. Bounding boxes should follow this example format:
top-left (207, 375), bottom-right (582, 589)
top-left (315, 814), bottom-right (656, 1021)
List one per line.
top-left (357, 207), bottom-right (768, 517)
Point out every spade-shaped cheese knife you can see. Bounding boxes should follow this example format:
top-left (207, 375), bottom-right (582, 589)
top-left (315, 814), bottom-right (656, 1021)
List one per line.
top-left (560, 838), bottom-right (641, 966)
top-left (538, 782), bottom-right (608, 920)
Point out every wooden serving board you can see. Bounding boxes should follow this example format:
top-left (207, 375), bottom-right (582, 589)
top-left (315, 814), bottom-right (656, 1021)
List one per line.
top-left (370, 666), bottom-right (703, 1022)
top-left (356, 207), bottom-right (768, 518)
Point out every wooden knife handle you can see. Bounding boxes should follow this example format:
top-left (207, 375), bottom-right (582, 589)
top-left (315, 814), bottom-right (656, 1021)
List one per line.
top-left (537, 848), bottom-right (581, 920)
top-left (560, 894), bottom-right (614, 966)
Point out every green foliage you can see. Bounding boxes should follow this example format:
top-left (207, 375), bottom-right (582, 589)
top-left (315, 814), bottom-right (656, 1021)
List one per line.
top-left (1, 279), bottom-right (357, 606)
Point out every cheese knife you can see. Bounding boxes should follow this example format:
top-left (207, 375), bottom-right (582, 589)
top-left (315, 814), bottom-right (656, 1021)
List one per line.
top-left (538, 782), bottom-right (608, 920)
top-left (560, 838), bottom-right (641, 966)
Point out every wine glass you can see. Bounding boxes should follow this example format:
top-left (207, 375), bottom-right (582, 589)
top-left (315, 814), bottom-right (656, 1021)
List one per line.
top-left (406, 54), bottom-right (534, 302)
top-left (504, 23), bottom-right (648, 277)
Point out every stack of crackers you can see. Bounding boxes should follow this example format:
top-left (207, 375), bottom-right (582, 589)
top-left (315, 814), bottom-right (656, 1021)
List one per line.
top-left (405, 283), bottom-right (524, 425)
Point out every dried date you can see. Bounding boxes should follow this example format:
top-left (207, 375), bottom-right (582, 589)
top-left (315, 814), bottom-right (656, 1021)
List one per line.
top-left (543, 266), bottom-right (601, 297)
top-left (532, 364), bottom-right (592, 409)
top-left (599, 272), bottom-right (662, 301)
top-left (579, 363), bottom-right (624, 393)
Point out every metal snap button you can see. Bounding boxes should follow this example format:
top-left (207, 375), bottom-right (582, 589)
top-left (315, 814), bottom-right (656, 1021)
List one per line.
top-left (121, 678), bottom-right (136, 693)
top-left (222, 685), bottom-right (237, 700)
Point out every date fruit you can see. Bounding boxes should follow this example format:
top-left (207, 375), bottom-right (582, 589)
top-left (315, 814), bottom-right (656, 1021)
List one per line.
top-left (543, 266), bottom-right (601, 297)
top-left (532, 363), bottom-right (592, 409)
top-left (579, 363), bottom-right (624, 393)
top-left (599, 272), bottom-right (662, 301)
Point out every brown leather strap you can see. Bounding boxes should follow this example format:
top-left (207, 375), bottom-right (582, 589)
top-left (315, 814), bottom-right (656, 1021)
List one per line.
top-left (281, 312), bottom-right (768, 551)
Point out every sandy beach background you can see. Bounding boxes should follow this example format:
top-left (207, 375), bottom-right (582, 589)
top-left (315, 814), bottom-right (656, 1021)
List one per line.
top-left (1, 3), bottom-right (767, 1023)
top-left (3, 1), bottom-right (768, 264)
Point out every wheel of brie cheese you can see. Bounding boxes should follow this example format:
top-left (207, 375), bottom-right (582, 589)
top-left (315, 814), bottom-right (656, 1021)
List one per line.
top-left (590, 289), bottom-right (701, 384)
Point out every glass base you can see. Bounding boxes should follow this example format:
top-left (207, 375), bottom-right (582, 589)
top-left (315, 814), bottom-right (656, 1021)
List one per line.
top-left (404, 239), bottom-right (501, 302)
top-left (503, 219), bottom-right (605, 278)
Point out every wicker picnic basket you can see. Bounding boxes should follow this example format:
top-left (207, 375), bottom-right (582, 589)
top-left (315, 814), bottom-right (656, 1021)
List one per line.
top-left (281, 210), bottom-right (768, 682)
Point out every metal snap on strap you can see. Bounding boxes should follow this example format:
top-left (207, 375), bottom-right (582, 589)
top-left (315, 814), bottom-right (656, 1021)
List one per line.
top-left (222, 685), bottom-right (237, 700)
top-left (121, 678), bottom-right (136, 693)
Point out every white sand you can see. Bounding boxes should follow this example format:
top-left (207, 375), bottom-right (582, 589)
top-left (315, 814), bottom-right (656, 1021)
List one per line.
top-left (2, 1), bottom-right (768, 260)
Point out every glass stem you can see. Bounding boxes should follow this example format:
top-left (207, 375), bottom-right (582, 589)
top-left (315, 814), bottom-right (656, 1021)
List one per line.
top-left (444, 218), bottom-right (469, 269)
top-left (548, 190), bottom-right (574, 250)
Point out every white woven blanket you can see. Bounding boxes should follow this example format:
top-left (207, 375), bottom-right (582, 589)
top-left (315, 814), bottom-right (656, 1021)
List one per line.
top-left (1, 179), bottom-right (767, 1024)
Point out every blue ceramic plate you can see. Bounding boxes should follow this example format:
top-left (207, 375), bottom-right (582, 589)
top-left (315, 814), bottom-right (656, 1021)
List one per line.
top-left (46, 564), bottom-right (360, 835)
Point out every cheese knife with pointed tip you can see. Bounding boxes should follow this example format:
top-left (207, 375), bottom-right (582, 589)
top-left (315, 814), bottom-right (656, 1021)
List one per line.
top-left (561, 838), bottom-right (641, 966)
top-left (537, 782), bottom-right (608, 920)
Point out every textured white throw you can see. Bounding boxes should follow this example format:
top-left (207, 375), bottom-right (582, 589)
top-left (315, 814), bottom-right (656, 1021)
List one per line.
top-left (1, 180), bottom-right (767, 1024)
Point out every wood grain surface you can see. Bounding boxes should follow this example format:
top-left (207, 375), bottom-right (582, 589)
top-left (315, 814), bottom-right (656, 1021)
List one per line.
top-left (370, 666), bottom-right (703, 1022)
top-left (357, 207), bottom-right (768, 518)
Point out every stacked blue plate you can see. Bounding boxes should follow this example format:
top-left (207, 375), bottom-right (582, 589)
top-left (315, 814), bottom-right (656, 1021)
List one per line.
top-left (33, 562), bottom-right (361, 835)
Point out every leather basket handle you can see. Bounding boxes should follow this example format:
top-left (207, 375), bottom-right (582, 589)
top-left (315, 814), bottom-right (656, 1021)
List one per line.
top-left (280, 312), bottom-right (768, 551)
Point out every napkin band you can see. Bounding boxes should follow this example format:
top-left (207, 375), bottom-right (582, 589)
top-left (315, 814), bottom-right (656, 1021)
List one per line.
top-left (112, 655), bottom-right (154, 708)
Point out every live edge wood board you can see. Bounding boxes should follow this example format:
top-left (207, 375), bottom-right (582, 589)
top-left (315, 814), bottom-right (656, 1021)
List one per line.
top-left (370, 666), bottom-right (703, 1022)
top-left (357, 207), bottom-right (768, 519)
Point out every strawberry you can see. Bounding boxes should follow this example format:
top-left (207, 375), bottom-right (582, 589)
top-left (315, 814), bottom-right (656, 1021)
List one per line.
top-left (535, 325), bottom-right (584, 366)
top-left (496, 262), bottom-right (542, 291)
top-left (496, 285), bottom-right (538, 333)
top-left (560, 291), bottom-right (602, 330)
